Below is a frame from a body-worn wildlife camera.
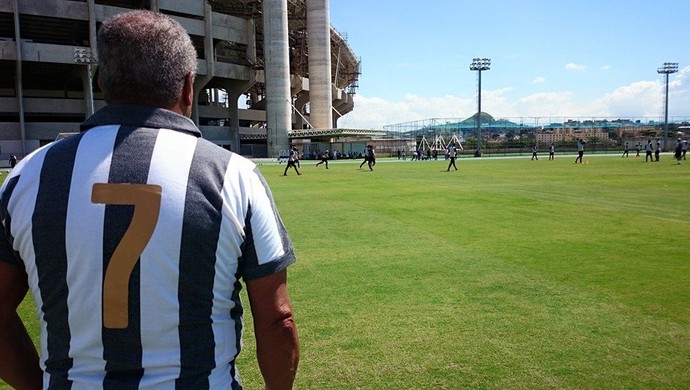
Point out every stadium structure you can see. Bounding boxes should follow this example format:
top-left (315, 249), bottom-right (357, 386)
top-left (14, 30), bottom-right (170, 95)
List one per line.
top-left (0, 0), bottom-right (381, 159)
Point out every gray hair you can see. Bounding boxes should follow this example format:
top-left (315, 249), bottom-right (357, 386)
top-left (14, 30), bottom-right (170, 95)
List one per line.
top-left (97, 10), bottom-right (198, 107)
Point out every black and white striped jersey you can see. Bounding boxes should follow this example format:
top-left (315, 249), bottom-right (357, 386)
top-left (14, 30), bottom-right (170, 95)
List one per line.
top-left (0, 105), bottom-right (296, 389)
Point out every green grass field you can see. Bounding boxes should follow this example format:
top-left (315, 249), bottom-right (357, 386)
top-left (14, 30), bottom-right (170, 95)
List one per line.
top-left (3, 153), bottom-right (689, 389)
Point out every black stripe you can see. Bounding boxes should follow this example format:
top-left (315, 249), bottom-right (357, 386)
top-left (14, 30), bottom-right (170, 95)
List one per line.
top-left (240, 169), bottom-right (296, 281)
top-left (239, 205), bottom-right (257, 273)
top-left (0, 176), bottom-right (22, 266)
top-left (102, 126), bottom-right (157, 389)
top-left (33, 134), bottom-right (85, 389)
top-left (176, 140), bottom-right (231, 389)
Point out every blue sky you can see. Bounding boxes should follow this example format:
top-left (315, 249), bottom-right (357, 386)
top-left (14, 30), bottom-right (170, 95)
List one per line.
top-left (329, 0), bottom-right (690, 129)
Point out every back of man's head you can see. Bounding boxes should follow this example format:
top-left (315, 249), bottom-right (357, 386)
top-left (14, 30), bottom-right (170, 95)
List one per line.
top-left (97, 10), bottom-right (197, 108)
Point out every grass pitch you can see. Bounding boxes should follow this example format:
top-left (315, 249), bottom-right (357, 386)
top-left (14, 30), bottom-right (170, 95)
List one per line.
top-left (3, 153), bottom-right (689, 389)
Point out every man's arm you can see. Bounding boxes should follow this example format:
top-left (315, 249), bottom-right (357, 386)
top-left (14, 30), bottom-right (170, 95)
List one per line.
top-left (0, 261), bottom-right (42, 390)
top-left (246, 269), bottom-right (299, 390)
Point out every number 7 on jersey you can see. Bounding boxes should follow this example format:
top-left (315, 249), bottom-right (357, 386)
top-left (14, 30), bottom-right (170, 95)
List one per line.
top-left (91, 183), bottom-right (162, 329)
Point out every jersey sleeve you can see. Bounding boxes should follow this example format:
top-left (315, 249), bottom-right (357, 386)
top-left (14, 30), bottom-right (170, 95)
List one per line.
top-left (237, 166), bottom-right (296, 281)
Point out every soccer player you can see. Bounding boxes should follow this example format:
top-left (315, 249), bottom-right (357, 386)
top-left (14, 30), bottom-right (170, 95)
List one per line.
top-left (359, 145), bottom-right (375, 170)
top-left (447, 142), bottom-right (461, 171)
top-left (622, 142), bottom-right (629, 157)
top-left (0, 10), bottom-right (299, 389)
top-left (358, 147), bottom-right (369, 169)
top-left (575, 139), bottom-right (585, 164)
top-left (645, 140), bottom-right (654, 162)
top-left (548, 143), bottom-right (555, 160)
top-left (315, 149), bottom-right (329, 169)
top-left (674, 138), bottom-right (683, 165)
top-left (284, 146), bottom-right (302, 176)
top-left (365, 145), bottom-right (376, 171)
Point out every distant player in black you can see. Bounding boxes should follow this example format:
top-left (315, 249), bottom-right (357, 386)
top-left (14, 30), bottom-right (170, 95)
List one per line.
top-left (645, 140), bottom-right (654, 162)
top-left (284, 147), bottom-right (302, 176)
top-left (359, 145), bottom-right (375, 170)
top-left (635, 142), bottom-right (641, 157)
top-left (622, 142), bottom-right (629, 157)
top-left (366, 145), bottom-right (376, 171)
top-left (315, 150), bottom-right (329, 169)
top-left (359, 147), bottom-right (369, 169)
top-left (674, 139), bottom-right (683, 165)
top-left (447, 143), bottom-right (460, 171)
top-left (548, 143), bottom-right (555, 160)
top-left (531, 144), bottom-right (539, 160)
top-left (575, 139), bottom-right (585, 164)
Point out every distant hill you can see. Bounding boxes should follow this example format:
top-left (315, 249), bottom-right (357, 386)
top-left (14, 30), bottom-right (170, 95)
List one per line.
top-left (462, 112), bottom-right (496, 125)
top-left (412, 113), bottom-right (526, 135)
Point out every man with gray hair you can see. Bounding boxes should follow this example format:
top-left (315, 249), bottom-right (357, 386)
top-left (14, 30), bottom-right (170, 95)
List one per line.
top-left (0, 10), bottom-right (299, 389)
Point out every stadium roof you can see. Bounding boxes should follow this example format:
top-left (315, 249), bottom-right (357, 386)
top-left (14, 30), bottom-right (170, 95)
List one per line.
top-left (289, 128), bottom-right (386, 138)
top-left (240, 128), bottom-right (386, 140)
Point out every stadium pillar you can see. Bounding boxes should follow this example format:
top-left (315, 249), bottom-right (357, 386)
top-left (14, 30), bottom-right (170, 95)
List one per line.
top-left (13, 0), bottom-right (26, 154)
top-left (307, 0), bottom-right (333, 130)
top-left (263, 0), bottom-right (292, 157)
top-left (225, 78), bottom-right (256, 152)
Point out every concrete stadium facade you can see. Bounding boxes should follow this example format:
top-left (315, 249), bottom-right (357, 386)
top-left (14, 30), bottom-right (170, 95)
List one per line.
top-left (0, 0), bottom-right (362, 159)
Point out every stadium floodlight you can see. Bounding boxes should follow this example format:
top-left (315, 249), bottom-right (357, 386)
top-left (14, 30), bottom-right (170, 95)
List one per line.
top-left (657, 62), bottom-right (679, 151)
top-left (470, 58), bottom-right (490, 154)
top-left (74, 48), bottom-right (98, 116)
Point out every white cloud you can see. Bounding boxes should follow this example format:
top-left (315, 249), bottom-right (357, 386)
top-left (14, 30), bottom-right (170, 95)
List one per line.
top-left (565, 62), bottom-right (586, 71)
top-left (509, 92), bottom-right (581, 117)
top-left (667, 66), bottom-right (690, 116)
top-left (592, 81), bottom-right (663, 117)
top-left (532, 77), bottom-right (546, 84)
top-left (601, 65), bottom-right (611, 71)
top-left (337, 94), bottom-right (475, 129)
top-left (337, 72), bottom-right (690, 129)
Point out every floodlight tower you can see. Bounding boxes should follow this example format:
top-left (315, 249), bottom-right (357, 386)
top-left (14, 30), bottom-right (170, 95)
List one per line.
top-left (657, 62), bottom-right (678, 150)
top-left (73, 48), bottom-right (97, 117)
top-left (470, 58), bottom-right (490, 153)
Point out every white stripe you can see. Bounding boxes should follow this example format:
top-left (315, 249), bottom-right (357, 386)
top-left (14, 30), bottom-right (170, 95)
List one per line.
top-left (207, 156), bottom-right (286, 382)
top-left (211, 165), bottom-right (245, 378)
top-left (240, 160), bottom-right (285, 265)
top-left (5, 144), bottom-right (50, 373)
top-left (139, 129), bottom-right (196, 385)
top-left (64, 126), bottom-right (119, 387)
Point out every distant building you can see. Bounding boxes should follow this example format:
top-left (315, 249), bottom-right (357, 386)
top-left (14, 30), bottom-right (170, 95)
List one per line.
top-left (536, 127), bottom-right (610, 144)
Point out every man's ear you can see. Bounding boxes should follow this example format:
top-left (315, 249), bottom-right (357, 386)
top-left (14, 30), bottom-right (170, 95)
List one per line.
top-left (174, 73), bottom-right (195, 118)
top-left (183, 73), bottom-right (194, 108)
